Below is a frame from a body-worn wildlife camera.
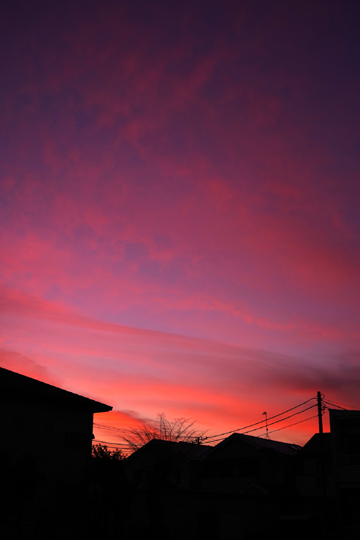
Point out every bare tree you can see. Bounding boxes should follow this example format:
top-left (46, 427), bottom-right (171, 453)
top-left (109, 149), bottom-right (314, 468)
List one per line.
top-left (122, 415), bottom-right (208, 538)
top-left (122, 413), bottom-right (206, 453)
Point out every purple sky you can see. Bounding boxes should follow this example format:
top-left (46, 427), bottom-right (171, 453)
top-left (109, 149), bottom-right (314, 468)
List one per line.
top-left (1, 0), bottom-right (359, 445)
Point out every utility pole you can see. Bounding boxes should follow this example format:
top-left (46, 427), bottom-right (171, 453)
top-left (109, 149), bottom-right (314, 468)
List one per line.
top-left (317, 391), bottom-right (323, 434)
top-left (263, 411), bottom-right (269, 438)
top-left (317, 391), bottom-right (327, 539)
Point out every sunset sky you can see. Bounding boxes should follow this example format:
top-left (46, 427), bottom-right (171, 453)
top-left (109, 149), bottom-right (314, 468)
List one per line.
top-left (1, 0), bottom-right (359, 447)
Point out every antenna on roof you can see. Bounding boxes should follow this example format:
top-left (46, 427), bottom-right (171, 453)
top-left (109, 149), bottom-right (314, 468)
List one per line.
top-left (262, 411), bottom-right (270, 439)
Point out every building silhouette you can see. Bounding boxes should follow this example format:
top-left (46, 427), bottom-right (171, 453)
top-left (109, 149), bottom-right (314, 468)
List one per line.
top-left (330, 409), bottom-right (360, 539)
top-left (2, 366), bottom-right (359, 539)
top-left (0, 366), bottom-right (112, 480)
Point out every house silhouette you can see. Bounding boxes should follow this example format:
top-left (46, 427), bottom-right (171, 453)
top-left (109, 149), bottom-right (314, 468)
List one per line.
top-left (0, 366), bottom-right (112, 480)
top-left (124, 432), bottom-right (302, 539)
top-left (124, 423), bottom-right (360, 540)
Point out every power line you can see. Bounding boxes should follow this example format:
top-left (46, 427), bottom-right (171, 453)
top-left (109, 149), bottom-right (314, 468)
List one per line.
top-left (204, 404), bottom-right (317, 444)
top-left (93, 439), bottom-right (129, 448)
top-left (323, 398), bottom-right (357, 410)
top-left (323, 399), bottom-right (355, 411)
top-left (92, 440), bottom-right (133, 457)
top-left (241, 404), bottom-right (317, 435)
top-left (204, 396), bottom-right (317, 442)
top-left (93, 422), bottom-right (125, 433)
top-left (265, 414), bottom-right (318, 436)
top-left (93, 394), bottom-right (343, 449)
top-left (323, 400), bottom-right (347, 410)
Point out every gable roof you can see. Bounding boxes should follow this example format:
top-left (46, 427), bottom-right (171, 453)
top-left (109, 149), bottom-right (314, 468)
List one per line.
top-left (126, 438), bottom-right (213, 463)
top-left (238, 482), bottom-right (270, 496)
top-left (0, 366), bottom-right (112, 413)
top-left (298, 433), bottom-right (332, 457)
top-left (203, 432), bottom-right (301, 458)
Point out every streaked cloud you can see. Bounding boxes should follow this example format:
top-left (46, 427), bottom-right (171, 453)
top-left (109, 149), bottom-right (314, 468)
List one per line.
top-left (1, 1), bottom-right (359, 445)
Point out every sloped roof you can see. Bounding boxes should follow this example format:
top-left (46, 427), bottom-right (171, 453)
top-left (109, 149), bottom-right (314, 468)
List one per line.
top-left (175, 440), bottom-right (214, 459)
top-left (237, 482), bottom-right (270, 496)
top-left (0, 366), bottom-right (112, 413)
top-left (126, 438), bottom-right (213, 462)
top-left (298, 433), bottom-right (332, 456)
top-left (203, 432), bottom-right (301, 458)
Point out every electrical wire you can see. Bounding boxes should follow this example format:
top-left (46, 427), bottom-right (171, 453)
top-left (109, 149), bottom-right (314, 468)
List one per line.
top-left (204, 396), bottom-right (317, 442)
top-left (323, 401), bottom-right (347, 411)
top-left (93, 422), bottom-right (125, 433)
top-left (204, 404), bottom-right (317, 444)
top-left (93, 439), bottom-right (129, 448)
top-left (323, 399), bottom-right (356, 411)
top-left (242, 404), bottom-right (317, 435)
top-left (92, 394), bottom-right (342, 449)
top-left (265, 414), bottom-right (319, 436)
top-left (92, 440), bottom-right (132, 457)
top-left (104, 410), bottom-right (316, 449)
top-left (324, 397), bottom-right (357, 410)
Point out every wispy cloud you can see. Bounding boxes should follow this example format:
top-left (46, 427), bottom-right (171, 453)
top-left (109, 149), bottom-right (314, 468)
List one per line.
top-left (1, 1), bottom-right (359, 444)
top-left (1, 287), bottom-right (359, 443)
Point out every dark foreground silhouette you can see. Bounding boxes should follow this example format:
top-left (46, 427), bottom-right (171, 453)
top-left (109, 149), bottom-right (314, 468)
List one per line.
top-left (1, 367), bottom-right (358, 539)
top-left (2, 425), bottom-right (356, 540)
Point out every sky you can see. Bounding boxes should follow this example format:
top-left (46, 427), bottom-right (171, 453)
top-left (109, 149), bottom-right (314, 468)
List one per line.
top-left (1, 0), bottom-right (360, 447)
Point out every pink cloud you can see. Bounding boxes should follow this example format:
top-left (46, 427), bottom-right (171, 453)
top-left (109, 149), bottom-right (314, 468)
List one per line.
top-left (1, 287), bottom-right (358, 445)
top-left (1, 1), bottom-right (359, 446)
top-left (0, 347), bottom-right (60, 386)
